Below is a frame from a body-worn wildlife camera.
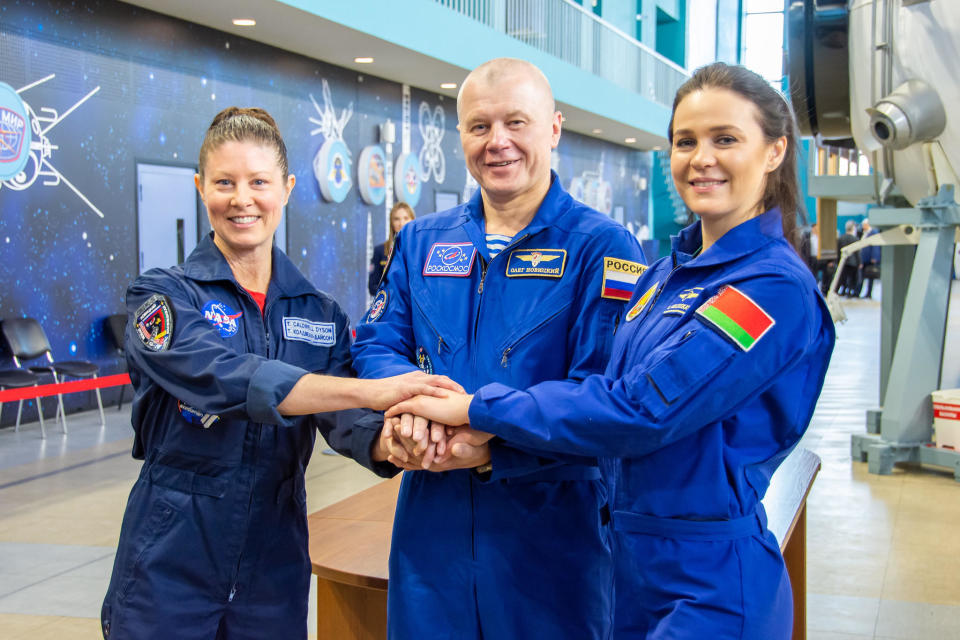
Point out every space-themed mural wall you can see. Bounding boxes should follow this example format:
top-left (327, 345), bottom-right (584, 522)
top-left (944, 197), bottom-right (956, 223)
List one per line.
top-left (0, 0), bottom-right (650, 423)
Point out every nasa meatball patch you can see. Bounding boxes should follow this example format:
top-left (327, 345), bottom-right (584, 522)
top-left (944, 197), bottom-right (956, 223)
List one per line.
top-left (202, 300), bottom-right (243, 338)
top-left (134, 294), bottom-right (174, 352)
top-left (423, 242), bottom-right (477, 277)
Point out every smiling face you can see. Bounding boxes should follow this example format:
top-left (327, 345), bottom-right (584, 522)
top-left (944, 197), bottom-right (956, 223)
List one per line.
top-left (195, 139), bottom-right (295, 261)
top-left (670, 87), bottom-right (786, 241)
top-left (457, 65), bottom-right (562, 210)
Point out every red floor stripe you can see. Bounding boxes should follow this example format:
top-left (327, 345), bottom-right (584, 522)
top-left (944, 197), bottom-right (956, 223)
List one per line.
top-left (0, 373), bottom-right (131, 402)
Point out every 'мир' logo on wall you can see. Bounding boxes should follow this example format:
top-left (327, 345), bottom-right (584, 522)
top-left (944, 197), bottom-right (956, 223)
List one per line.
top-left (0, 82), bottom-right (32, 181)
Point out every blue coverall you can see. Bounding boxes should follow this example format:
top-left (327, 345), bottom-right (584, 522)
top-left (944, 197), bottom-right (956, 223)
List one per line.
top-left (352, 172), bottom-right (646, 640)
top-left (101, 234), bottom-right (393, 640)
top-left (469, 209), bottom-right (836, 639)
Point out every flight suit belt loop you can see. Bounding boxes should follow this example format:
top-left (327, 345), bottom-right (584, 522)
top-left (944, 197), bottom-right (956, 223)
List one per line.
top-left (611, 509), bottom-right (765, 540)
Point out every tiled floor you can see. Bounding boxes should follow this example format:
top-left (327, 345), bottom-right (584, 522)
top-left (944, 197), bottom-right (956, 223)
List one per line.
top-left (0, 285), bottom-right (958, 639)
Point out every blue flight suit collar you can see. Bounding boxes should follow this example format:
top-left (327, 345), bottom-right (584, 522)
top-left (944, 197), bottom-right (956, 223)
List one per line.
top-left (182, 232), bottom-right (317, 300)
top-left (461, 171), bottom-right (574, 252)
top-left (672, 207), bottom-right (785, 268)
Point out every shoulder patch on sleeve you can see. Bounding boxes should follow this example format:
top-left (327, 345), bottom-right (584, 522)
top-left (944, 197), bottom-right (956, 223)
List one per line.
top-left (601, 256), bottom-right (646, 301)
top-left (695, 285), bottom-right (775, 351)
top-left (367, 289), bottom-right (388, 322)
top-left (134, 293), bottom-right (174, 352)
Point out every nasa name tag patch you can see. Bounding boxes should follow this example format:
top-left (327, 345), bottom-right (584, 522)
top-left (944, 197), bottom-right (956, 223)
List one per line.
top-left (202, 300), bottom-right (242, 338)
top-left (178, 400), bottom-right (220, 429)
top-left (282, 317), bottom-right (336, 347)
top-left (135, 294), bottom-right (174, 352)
top-left (505, 248), bottom-right (567, 278)
top-left (423, 242), bottom-right (476, 277)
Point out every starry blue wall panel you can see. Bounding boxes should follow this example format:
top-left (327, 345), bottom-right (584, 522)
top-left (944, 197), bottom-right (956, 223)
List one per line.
top-left (0, 0), bottom-right (650, 424)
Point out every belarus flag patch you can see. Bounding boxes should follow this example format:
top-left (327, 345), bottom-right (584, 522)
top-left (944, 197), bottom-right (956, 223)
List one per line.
top-left (695, 285), bottom-right (775, 351)
top-left (601, 257), bottom-right (646, 301)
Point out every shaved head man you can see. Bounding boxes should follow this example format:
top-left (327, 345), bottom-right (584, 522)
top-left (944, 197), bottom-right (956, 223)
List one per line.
top-left (352, 57), bottom-right (645, 640)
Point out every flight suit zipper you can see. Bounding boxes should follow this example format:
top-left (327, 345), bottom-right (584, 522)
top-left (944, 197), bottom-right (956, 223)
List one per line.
top-left (412, 297), bottom-right (447, 356)
top-left (500, 302), bottom-right (572, 368)
top-left (473, 233), bottom-right (529, 345)
top-left (229, 290), bottom-right (270, 604)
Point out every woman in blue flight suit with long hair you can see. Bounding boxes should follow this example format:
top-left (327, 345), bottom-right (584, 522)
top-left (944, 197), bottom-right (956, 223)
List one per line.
top-left (100, 107), bottom-right (455, 640)
top-left (389, 63), bottom-right (836, 639)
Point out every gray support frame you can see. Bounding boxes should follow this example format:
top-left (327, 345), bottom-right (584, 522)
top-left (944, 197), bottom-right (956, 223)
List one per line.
top-left (851, 186), bottom-right (960, 480)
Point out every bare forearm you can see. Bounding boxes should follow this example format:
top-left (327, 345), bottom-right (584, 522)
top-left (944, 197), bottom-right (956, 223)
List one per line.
top-left (277, 374), bottom-right (371, 415)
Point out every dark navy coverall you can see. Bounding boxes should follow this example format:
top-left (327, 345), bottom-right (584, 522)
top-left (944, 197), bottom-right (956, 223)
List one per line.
top-left (101, 234), bottom-right (393, 640)
top-left (469, 209), bottom-right (836, 639)
top-left (352, 173), bottom-right (645, 640)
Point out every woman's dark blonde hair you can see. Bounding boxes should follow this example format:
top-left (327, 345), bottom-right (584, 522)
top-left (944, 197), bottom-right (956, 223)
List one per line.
top-left (386, 202), bottom-right (415, 255)
top-left (668, 63), bottom-right (804, 248)
top-left (198, 107), bottom-right (289, 179)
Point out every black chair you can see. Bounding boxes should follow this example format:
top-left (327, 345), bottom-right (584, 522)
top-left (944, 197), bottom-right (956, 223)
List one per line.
top-left (105, 313), bottom-right (129, 411)
top-left (1, 317), bottom-right (105, 433)
top-left (0, 368), bottom-right (48, 437)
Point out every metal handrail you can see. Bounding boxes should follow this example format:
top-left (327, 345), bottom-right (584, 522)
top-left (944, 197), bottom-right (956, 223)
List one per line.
top-left (435, 0), bottom-right (689, 107)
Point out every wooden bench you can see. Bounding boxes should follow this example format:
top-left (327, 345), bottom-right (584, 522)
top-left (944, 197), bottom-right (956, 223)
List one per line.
top-left (308, 448), bottom-right (820, 640)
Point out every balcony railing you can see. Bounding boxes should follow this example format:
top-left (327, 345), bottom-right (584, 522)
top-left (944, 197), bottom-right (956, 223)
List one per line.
top-left (435, 0), bottom-right (689, 108)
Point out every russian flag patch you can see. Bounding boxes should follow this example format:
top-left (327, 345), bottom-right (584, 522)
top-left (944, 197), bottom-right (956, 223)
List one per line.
top-left (695, 285), bottom-right (775, 351)
top-left (601, 257), bottom-right (646, 301)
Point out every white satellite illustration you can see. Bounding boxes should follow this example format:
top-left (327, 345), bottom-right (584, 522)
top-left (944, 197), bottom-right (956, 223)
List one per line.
top-left (0, 74), bottom-right (104, 218)
top-left (418, 101), bottom-right (446, 184)
top-left (309, 79), bottom-right (354, 202)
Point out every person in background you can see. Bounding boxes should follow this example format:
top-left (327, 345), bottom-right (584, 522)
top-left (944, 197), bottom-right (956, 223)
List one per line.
top-left (837, 219), bottom-right (861, 296)
top-left (368, 202), bottom-right (415, 295)
top-left (859, 219), bottom-right (880, 298)
top-left (352, 58), bottom-right (645, 640)
top-left (390, 62), bottom-right (835, 639)
top-left (100, 107), bottom-right (457, 640)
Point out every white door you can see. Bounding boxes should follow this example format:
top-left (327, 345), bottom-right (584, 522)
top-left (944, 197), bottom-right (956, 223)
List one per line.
top-left (137, 163), bottom-right (199, 273)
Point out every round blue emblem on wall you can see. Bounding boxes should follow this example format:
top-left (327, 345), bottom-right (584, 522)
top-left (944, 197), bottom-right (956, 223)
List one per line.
top-left (314, 138), bottom-right (353, 203)
top-left (0, 82), bottom-right (32, 182)
top-left (357, 145), bottom-right (387, 205)
top-left (394, 152), bottom-right (421, 208)
top-left (201, 300), bottom-right (243, 338)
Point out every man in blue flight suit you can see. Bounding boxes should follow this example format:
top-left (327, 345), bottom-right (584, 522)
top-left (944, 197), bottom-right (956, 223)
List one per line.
top-left (351, 58), bottom-right (646, 640)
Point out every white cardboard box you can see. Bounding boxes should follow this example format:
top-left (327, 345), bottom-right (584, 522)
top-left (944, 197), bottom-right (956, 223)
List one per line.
top-left (932, 389), bottom-right (960, 450)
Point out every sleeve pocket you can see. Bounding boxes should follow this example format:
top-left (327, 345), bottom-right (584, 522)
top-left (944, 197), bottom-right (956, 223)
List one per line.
top-left (642, 329), bottom-right (736, 417)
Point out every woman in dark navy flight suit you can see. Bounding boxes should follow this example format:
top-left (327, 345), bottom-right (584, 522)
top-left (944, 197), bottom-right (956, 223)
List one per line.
top-left (100, 107), bottom-right (456, 640)
top-left (389, 63), bottom-right (836, 639)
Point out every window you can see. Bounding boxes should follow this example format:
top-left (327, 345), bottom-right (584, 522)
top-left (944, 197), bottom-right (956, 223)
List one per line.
top-left (742, 0), bottom-right (785, 86)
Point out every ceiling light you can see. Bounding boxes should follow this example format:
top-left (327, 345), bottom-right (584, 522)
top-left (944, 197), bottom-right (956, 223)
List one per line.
top-left (625, 137), bottom-right (637, 144)
top-left (440, 83), bottom-right (458, 90)
top-left (652, 145), bottom-right (663, 151)
top-left (232, 18), bottom-right (256, 26)
top-left (592, 128), bottom-right (603, 134)
top-left (354, 57), bottom-right (374, 64)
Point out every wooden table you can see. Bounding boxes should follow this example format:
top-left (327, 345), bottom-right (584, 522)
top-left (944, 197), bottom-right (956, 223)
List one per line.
top-left (308, 448), bottom-right (820, 640)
